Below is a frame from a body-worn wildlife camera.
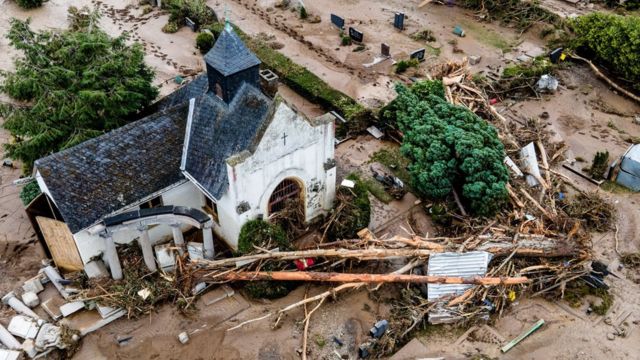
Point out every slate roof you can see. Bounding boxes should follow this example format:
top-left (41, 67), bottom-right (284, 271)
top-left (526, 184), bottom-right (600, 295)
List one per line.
top-left (155, 74), bottom-right (209, 112)
top-left (183, 83), bottom-right (273, 199)
top-left (204, 26), bottom-right (261, 76)
top-left (34, 105), bottom-right (189, 233)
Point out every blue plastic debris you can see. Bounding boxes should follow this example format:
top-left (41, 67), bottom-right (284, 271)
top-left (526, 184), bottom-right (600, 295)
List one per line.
top-left (453, 25), bottom-right (465, 37)
top-left (369, 319), bottom-right (388, 338)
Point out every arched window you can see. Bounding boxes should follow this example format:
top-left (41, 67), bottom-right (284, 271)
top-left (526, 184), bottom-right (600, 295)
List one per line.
top-left (268, 179), bottom-right (302, 214)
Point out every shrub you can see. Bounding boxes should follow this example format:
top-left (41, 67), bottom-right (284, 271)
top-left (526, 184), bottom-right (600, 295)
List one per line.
top-left (395, 59), bottom-right (420, 74)
top-left (15, 0), bottom-right (43, 9)
top-left (195, 31), bottom-right (215, 53)
top-left (299, 6), bottom-right (308, 19)
top-left (589, 150), bottom-right (609, 180)
top-left (388, 80), bottom-right (509, 216)
top-left (341, 33), bottom-right (352, 46)
top-left (162, 21), bottom-right (180, 33)
top-left (237, 219), bottom-right (289, 254)
top-left (20, 181), bottom-right (41, 206)
top-left (163, 0), bottom-right (217, 32)
top-left (570, 13), bottom-right (640, 90)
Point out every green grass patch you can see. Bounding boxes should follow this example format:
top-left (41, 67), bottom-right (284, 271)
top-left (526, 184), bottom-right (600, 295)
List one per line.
top-left (564, 281), bottom-right (614, 315)
top-left (600, 180), bottom-right (633, 194)
top-left (502, 57), bottom-right (553, 78)
top-left (457, 18), bottom-right (515, 52)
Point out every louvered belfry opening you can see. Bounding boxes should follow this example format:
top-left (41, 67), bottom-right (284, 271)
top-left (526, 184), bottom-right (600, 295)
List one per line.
top-left (268, 178), bottom-right (302, 214)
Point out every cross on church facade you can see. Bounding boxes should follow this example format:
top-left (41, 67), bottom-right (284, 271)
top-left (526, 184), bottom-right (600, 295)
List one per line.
top-left (281, 133), bottom-right (288, 146)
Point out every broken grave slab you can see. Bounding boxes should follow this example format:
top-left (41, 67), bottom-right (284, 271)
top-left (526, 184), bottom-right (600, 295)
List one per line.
top-left (7, 315), bottom-right (40, 339)
top-left (60, 301), bottom-right (85, 317)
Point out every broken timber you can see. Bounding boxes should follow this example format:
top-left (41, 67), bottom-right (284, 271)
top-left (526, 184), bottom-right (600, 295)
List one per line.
top-left (211, 271), bottom-right (530, 285)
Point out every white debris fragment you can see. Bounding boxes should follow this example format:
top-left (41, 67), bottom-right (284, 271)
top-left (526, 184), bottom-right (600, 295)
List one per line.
top-left (340, 179), bottom-right (355, 188)
top-left (138, 288), bottom-right (152, 300)
top-left (21, 292), bottom-right (40, 308)
top-left (178, 332), bottom-right (189, 344)
top-left (22, 277), bottom-right (44, 294)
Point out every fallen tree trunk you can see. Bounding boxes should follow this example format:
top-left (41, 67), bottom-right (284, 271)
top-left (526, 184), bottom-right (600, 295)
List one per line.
top-left (571, 54), bottom-right (640, 104)
top-left (196, 235), bottom-right (582, 270)
top-left (212, 271), bottom-right (530, 285)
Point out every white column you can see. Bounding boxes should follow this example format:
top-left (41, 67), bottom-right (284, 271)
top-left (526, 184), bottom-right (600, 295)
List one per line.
top-left (1, 292), bottom-right (39, 320)
top-left (0, 323), bottom-right (21, 350)
top-left (203, 222), bottom-right (214, 260)
top-left (137, 226), bottom-right (157, 272)
top-left (103, 234), bottom-right (123, 280)
top-left (171, 223), bottom-right (185, 255)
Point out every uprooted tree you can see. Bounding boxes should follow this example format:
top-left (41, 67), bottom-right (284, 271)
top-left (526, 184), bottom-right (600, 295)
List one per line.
top-left (386, 80), bottom-right (509, 216)
top-left (569, 12), bottom-right (640, 91)
top-left (0, 11), bottom-right (158, 170)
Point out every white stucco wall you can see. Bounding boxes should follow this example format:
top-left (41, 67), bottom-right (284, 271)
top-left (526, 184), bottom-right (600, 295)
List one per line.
top-left (215, 101), bottom-right (336, 248)
top-left (73, 181), bottom-right (205, 264)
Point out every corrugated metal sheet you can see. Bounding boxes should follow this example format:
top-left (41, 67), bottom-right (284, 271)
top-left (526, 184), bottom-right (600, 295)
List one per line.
top-left (427, 251), bottom-right (492, 302)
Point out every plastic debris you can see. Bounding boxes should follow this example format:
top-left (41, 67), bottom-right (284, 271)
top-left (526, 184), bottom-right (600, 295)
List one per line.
top-left (370, 320), bottom-right (389, 338)
top-left (536, 74), bottom-right (559, 92)
top-left (178, 332), bottom-right (189, 344)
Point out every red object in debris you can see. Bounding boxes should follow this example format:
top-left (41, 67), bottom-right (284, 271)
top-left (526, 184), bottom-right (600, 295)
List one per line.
top-left (489, 98), bottom-right (498, 105)
top-left (294, 258), bottom-right (315, 270)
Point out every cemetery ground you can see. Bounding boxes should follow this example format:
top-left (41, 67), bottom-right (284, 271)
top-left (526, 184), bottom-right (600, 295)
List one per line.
top-left (1, 0), bottom-right (640, 359)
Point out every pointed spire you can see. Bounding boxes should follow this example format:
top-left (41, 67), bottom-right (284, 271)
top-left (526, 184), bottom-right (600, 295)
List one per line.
top-left (224, 3), bottom-right (232, 32)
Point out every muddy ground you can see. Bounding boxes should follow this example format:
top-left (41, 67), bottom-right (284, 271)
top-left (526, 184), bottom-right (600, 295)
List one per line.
top-left (1, 0), bottom-right (640, 359)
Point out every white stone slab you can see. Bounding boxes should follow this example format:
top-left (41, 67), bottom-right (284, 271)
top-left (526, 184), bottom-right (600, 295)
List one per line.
top-left (60, 301), bottom-right (85, 317)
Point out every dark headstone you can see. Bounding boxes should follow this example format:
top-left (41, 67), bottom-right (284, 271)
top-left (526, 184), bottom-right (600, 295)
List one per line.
top-left (381, 43), bottom-right (390, 57)
top-left (331, 14), bottom-right (345, 29)
top-left (185, 17), bottom-right (198, 32)
top-left (349, 27), bottom-right (364, 43)
top-left (410, 48), bottom-right (426, 62)
top-left (393, 12), bottom-right (405, 30)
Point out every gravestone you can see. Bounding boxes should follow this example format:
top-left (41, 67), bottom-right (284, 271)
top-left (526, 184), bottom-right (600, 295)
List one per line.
top-left (393, 12), bottom-right (405, 30)
top-left (331, 14), bottom-right (345, 29)
top-left (410, 48), bottom-right (426, 62)
top-left (349, 27), bottom-right (364, 43)
top-left (381, 43), bottom-right (390, 57)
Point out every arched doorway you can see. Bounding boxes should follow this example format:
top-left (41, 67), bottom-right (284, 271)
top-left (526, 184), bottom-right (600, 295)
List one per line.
top-left (268, 178), bottom-right (303, 215)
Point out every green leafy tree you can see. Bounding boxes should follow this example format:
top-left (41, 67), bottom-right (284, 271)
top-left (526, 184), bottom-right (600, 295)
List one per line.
top-left (570, 13), bottom-right (640, 90)
top-left (389, 81), bottom-right (508, 216)
top-left (0, 14), bottom-right (158, 169)
top-left (15, 0), bottom-right (43, 9)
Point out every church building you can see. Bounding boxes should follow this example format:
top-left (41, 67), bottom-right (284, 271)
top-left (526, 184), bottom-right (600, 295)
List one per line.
top-left (31, 24), bottom-right (337, 274)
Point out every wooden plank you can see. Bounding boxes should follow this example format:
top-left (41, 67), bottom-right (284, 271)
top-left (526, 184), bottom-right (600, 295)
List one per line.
top-left (36, 217), bottom-right (84, 272)
top-left (419, 0), bottom-right (433, 8)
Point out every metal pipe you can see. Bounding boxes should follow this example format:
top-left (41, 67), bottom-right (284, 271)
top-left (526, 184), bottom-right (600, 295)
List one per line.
top-left (1, 292), bottom-right (40, 320)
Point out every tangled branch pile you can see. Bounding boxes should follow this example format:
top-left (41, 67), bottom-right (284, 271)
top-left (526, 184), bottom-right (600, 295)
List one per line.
top-left (459, 0), bottom-right (559, 31)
